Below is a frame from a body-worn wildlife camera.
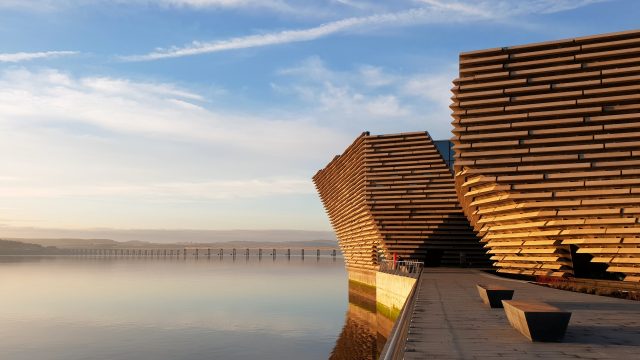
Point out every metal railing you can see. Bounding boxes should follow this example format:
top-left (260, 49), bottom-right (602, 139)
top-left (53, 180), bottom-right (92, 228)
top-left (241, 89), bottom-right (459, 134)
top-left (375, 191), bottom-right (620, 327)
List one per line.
top-left (378, 267), bottom-right (423, 360)
top-left (378, 260), bottom-right (423, 278)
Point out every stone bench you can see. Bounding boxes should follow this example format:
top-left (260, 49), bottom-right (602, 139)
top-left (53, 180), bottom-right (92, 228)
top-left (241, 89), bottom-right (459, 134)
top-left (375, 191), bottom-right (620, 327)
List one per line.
top-left (502, 300), bottom-right (572, 342)
top-left (476, 284), bottom-right (514, 308)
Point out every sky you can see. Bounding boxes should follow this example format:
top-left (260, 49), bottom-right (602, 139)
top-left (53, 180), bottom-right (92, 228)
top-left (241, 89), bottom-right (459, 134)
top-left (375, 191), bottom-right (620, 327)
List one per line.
top-left (0, 0), bottom-right (638, 237)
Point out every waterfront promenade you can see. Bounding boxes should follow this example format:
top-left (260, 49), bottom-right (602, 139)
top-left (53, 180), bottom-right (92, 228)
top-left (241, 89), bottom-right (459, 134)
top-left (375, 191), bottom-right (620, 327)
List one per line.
top-left (402, 269), bottom-right (640, 359)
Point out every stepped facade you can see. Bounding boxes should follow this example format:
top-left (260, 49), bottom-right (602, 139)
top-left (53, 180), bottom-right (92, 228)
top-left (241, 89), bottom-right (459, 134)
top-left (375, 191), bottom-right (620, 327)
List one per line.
top-left (451, 30), bottom-right (640, 281)
top-left (313, 131), bottom-right (487, 270)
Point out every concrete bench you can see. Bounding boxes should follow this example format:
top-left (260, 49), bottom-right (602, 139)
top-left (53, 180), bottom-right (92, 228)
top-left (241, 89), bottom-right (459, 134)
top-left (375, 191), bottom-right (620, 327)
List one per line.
top-left (476, 284), bottom-right (514, 308)
top-left (502, 300), bottom-right (571, 342)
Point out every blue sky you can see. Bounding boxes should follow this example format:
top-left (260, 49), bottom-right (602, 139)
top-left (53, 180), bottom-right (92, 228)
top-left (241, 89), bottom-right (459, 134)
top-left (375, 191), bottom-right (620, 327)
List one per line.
top-left (0, 0), bottom-right (638, 235)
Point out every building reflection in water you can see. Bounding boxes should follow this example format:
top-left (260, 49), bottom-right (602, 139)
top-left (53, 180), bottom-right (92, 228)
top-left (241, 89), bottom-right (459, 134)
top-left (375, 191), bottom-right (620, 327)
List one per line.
top-left (329, 280), bottom-right (395, 360)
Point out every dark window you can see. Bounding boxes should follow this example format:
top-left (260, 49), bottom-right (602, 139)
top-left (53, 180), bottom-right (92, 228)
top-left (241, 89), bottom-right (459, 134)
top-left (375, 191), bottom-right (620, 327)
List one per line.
top-left (433, 140), bottom-right (455, 170)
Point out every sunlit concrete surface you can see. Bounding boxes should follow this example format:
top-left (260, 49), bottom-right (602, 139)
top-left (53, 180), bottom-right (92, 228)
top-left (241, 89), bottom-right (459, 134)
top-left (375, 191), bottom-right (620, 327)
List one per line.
top-left (403, 268), bottom-right (640, 359)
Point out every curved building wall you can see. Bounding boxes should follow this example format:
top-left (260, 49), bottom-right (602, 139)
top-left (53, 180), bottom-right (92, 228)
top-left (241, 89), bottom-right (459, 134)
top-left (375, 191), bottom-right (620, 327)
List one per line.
top-left (451, 30), bottom-right (640, 281)
top-left (314, 131), bottom-right (487, 270)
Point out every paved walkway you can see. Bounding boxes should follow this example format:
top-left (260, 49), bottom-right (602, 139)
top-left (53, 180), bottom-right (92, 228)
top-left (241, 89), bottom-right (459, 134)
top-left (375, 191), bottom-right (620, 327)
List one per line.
top-left (402, 268), bottom-right (640, 359)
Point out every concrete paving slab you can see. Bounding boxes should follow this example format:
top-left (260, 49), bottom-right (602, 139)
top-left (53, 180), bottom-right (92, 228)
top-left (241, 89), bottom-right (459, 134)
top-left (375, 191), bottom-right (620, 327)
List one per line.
top-left (402, 268), bottom-right (640, 359)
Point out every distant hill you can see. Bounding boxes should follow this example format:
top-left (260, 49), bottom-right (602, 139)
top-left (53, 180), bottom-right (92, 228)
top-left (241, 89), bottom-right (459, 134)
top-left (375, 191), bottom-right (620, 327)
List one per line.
top-left (0, 239), bottom-right (66, 255)
top-left (0, 227), bottom-right (337, 244)
top-left (5, 238), bottom-right (121, 248)
top-left (5, 238), bottom-right (339, 250)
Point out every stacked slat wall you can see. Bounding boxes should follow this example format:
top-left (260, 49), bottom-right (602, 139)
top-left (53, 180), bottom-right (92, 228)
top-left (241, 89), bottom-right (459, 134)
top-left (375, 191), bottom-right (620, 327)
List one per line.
top-left (451, 29), bottom-right (640, 281)
top-left (314, 134), bottom-right (382, 270)
top-left (364, 132), bottom-right (486, 265)
top-left (314, 131), bottom-right (487, 270)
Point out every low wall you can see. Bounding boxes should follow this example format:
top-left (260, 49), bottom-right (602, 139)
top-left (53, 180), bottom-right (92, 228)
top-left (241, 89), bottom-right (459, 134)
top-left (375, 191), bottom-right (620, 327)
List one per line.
top-left (345, 268), bottom-right (417, 321)
top-left (347, 267), bottom-right (377, 287)
top-left (375, 271), bottom-right (417, 314)
top-left (344, 267), bottom-right (418, 353)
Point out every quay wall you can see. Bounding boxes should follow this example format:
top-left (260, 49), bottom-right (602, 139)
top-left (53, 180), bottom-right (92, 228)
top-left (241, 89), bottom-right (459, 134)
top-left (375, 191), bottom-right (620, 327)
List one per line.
top-left (347, 269), bottom-right (417, 320)
top-left (375, 271), bottom-right (417, 315)
top-left (347, 267), bottom-right (378, 288)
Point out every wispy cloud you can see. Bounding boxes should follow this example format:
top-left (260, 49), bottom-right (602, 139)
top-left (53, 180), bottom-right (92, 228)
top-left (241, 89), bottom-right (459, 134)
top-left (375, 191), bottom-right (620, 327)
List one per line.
top-left (0, 67), bottom-right (348, 229)
top-left (158, 0), bottom-right (284, 8)
top-left (0, 50), bottom-right (78, 63)
top-left (120, 7), bottom-right (439, 61)
top-left (0, 0), bottom-right (283, 9)
top-left (274, 57), bottom-right (411, 122)
top-left (0, 0), bottom-right (358, 16)
top-left (273, 56), bottom-right (456, 137)
top-left (2, 0), bottom-right (604, 15)
top-left (153, 0), bottom-right (301, 14)
top-left (121, 0), bottom-right (604, 61)
top-left (0, 67), bottom-right (346, 159)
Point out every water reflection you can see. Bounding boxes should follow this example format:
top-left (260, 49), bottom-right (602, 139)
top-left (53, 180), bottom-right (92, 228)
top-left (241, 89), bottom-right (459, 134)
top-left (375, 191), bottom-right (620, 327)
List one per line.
top-left (0, 255), bottom-right (347, 360)
top-left (0, 256), bottom-right (403, 360)
top-left (329, 281), bottom-right (393, 360)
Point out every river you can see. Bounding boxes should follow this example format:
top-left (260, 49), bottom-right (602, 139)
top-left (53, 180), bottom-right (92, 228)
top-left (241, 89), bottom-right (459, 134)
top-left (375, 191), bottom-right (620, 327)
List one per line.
top-left (0, 255), bottom-right (390, 360)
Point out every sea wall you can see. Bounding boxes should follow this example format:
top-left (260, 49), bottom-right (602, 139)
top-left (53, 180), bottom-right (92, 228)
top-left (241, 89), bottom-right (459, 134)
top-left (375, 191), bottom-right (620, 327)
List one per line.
top-left (343, 268), bottom-right (418, 353)
top-left (347, 267), bottom-right (377, 287)
top-left (346, 268), bottom-right (417, 323)
top-left (375, 271), bottom-right (416, 316)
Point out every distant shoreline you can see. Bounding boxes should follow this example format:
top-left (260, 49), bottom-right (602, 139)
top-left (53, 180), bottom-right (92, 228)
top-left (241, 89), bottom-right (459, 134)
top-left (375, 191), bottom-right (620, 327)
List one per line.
top-left (1, 238), bottom-right (340, 254)
top-left (0, 228), bottom-right (337, 244)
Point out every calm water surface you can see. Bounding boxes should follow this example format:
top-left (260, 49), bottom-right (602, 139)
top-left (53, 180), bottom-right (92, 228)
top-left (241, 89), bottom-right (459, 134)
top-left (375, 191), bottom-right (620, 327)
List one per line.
top-left (0, 255), bottom-right (391, 360)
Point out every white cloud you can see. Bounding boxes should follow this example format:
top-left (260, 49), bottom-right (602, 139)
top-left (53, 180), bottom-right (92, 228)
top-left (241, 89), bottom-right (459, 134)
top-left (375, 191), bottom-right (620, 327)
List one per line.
top-left (158, 0), bottom-right (279, 7)
top-left (0, 0), bottom-right (283, 10)
top-left (417, 0), bottom-right (493, 17)
top-left (274, 57), bottom-right (456, 134)
top-left (358, 65), bottom-right (398, 88)
top-left (313, 82), bottom-right (410, 118)
top-left (0, 0), bottom-right (607, 19)
top-left (0, 51), bottom-right (78, 63)
top-left (0, 68), bottom-right (346, 159)
top-left (121, 0), bottom-right (604, 61)
top-left (330, 0), bottom-right (381, 11)
top-left (0, 0), bottom-right (359, 16)
top-left (156, 0), bottom-right (304, 14)
top-left (120, 7), bottom-right (446, 61)
top-left (418, 0), bottom-right (607, 17)
top-left (0, 67), bottom-right (347, 229)
top-left (401, 66), bottom-right (457, 111)
top-left (0, 62), bottom-right (460, 230)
